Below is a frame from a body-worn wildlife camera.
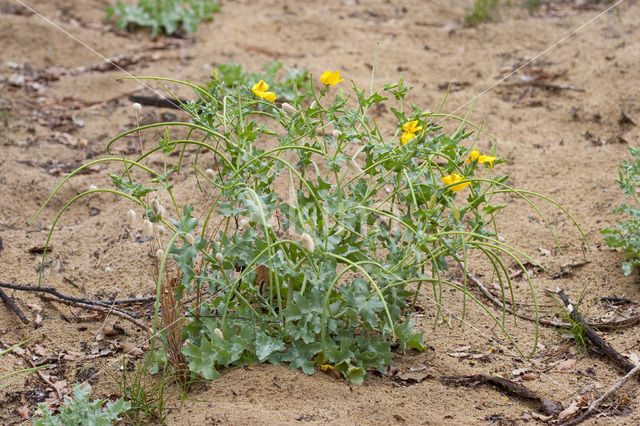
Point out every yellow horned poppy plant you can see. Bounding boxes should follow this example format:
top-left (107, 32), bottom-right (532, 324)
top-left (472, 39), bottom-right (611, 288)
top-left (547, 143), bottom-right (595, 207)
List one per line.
top-left (320, 71), bottom-right (344, 86)
top-left (251, 80), bottom-right (276, 102)
top-left (442, 172), bottom-right (470, 191)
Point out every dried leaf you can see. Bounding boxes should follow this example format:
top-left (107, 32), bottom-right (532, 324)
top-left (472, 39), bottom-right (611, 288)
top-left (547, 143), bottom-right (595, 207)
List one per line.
top-left (557, 401), bottom-right (580, 420)
top-left (17, 406), bottom-right (30, 420)
top-left (556, 358), bottom-right (577, 372)
top-left (122, 341), bottom-right (143, 357)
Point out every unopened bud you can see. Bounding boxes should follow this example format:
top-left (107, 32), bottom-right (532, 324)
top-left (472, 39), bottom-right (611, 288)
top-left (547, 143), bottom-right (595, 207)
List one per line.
top-left (215, 252), bottom-right (224, 264)
top-left (214, 328), bottom-right (224, 340)
top-left (89, 184), bottom-right (97, 191)
top-left (142, 219), bottom-right (153, 238)
top-left (332, 129), bottom-right (342, 139)
top-left (127, 209), bottom-right (136, 227)
top-left (157, 205), bottom-right (165, 219)
top-left (155, 248), bottom-right (164, 259)
top-left (151, 199), bottom-right (161, 216)
top-left (282, 102), bottom-right (297, 115)
top-left (301, 232), bottom-right (315, 252)
top-left (239, 217), bottom-right (249, 230)
top-left (185, 233), bottom-right (195, 245)
top-left (205, 168), bottom-right (216, 179)
top-left (132, 102), bottom-right (142, 113)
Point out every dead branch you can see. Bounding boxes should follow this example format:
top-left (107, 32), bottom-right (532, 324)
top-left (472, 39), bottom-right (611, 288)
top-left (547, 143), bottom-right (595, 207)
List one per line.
top-left (441, 374), bottom-right (562, 416)
top-left (559, 365), bottom-right (640, 426)
top-left (555, 288), bottom-right (637, 375)
top-left (0, 280), bottom-right (154, 316)
top-left (0, 287), bottom-right (29, 324)
top-left (460, 268), bottom-right (640, 331)
top-left (40, 294), bottom-right (150, 332)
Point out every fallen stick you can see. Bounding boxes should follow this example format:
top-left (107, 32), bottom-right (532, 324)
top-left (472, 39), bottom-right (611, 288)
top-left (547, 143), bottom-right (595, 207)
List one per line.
top-left (41, 294), bottom-right (150, 333)
top-left (441, 374), bottom-right (562, 416)
top-left (555, 288), bottom-right (637, 375)
top-left (559, 365), bottom-right (640, 426)
top-left (460, 268), bottom-right (640, 331)
top-left (0, 280), bottom-right (154, 316)
top-left (0, 287), bottom-right (29, 324)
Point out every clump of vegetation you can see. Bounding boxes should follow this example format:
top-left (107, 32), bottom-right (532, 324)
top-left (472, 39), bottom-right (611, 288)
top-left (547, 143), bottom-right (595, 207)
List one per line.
top-left (602, 147), bottom-right (640, 275)
top-left (34, 384), bottom-right (130, 426)
top-left (465, 0), bottom-right (501, 25)
top-left (32, 63), bottom-right (583, 384)
top-left (465, 0), bottom-right (544, 25)
top-left (105, 0), bottom-right (220, 36)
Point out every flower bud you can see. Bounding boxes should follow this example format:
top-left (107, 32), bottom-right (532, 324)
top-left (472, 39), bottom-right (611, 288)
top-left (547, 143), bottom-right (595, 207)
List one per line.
top-left (126, 209), bottom-right (136, 227)
top-left (214, 328), bottom-right (224, 340)
top-left (239, 217), bottom-right (249, 230)
top-left (282, 102), bottom-right (297, 115)
top-left (332, 129), bottom-right (342, 139)
top-left (155, 248), bottom-right (164, 259)
top-left (185, 233), bottom-right (195, 245)
top-left (151, 199), bottom-right (162, 216)
top-left (142, 219), bottom-right (153, 238)
top-left (215, 252), bottom-right (224, 264)
top-left (301, 232), bottom-right (315, 252)
top-left (132, 102), bottom-right (142, 113)
top-left (205, 168), bottom-right (216, 179)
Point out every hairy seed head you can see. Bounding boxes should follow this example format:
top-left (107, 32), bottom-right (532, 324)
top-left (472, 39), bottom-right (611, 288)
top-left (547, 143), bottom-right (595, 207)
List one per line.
top-left (332, 129), bottom-right (342, 138)
top-left (89, 184), bottom-right (97, 191)
top-left (155, 248), bottom-right (164, 259)
top-left (215, 252), bottom-right (224, 264)
top-left (214, 328), bottom-right (224, 340)
top-left (132, 102), bottom-right (142, 113)
top-left (205, 168), bottom-right (216, 179)
top-left (151, 199), bottom-right (161, 216)
top-left (239, 217), bottom-right (249, 230)
top-left (127, 209), bottom-right (136, 227)
top-left (142, 219), bottom-right (153, 238)
top-left (185, 233), bottom-right (195, 245)
top-left (301, 232), bottom-right (315, 252)
top-left (282, 102), bottom-right (297, 115)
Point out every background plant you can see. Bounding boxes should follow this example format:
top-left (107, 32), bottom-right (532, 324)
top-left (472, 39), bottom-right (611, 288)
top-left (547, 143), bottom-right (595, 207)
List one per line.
top-left (34, 383), bottom-right (130, 426)
top-left (105, 0), bottom-right (220, 36)
top-left (602, 147), bottom-right (640, 275)
top-left (33, 64), bottom-right (584, 384)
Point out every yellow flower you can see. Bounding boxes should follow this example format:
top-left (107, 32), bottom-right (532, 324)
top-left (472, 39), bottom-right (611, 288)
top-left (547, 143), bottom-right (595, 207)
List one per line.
top-left (251, 80), bottom-right (276, 102)
top-left (467, 147), bottom-right (480, 163)
top-left (401, 132), bottom-right (417, 145)
top-left (402, 120), bottom-right (422, 134)
top-left (442, 172), bottom-right (470, 191)
top-left (478, 154), bottom-right (497, 169)
top-left (320, 71), bottom-right (344, 86)
top-left (320, 364), bottom-right (333, 371)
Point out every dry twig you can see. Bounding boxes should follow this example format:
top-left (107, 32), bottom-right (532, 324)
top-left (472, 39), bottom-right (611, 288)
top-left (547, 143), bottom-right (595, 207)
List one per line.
top-left (41, 294), bottom-right (150, 332)
top-left (0, 287), bottom-right (29, 324)
top-left (559, 365), bottom-right (640, 426)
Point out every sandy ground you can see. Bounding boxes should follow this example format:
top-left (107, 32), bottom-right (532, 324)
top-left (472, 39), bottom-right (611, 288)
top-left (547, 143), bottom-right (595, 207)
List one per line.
top-left (1, 0), bottom-right (640, 424)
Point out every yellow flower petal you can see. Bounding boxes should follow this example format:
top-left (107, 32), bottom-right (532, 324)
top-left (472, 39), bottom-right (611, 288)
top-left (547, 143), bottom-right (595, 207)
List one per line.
top-left (467, 147), bottom-right (480, 163)
top-left (402, 120), bottom-right (423, 134)
top-left (478, 155), bottom-right (497, 169)
top-left (442, 172), bottom-right (470, 191)
top-left (252, 80), bottom-right (269, 93)
top-left (320, 364), bottom-right (333, 372)
top-left (320, 71), bottom-right (344, 86)
top-left (401, 131), bottom-right (416, 145)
